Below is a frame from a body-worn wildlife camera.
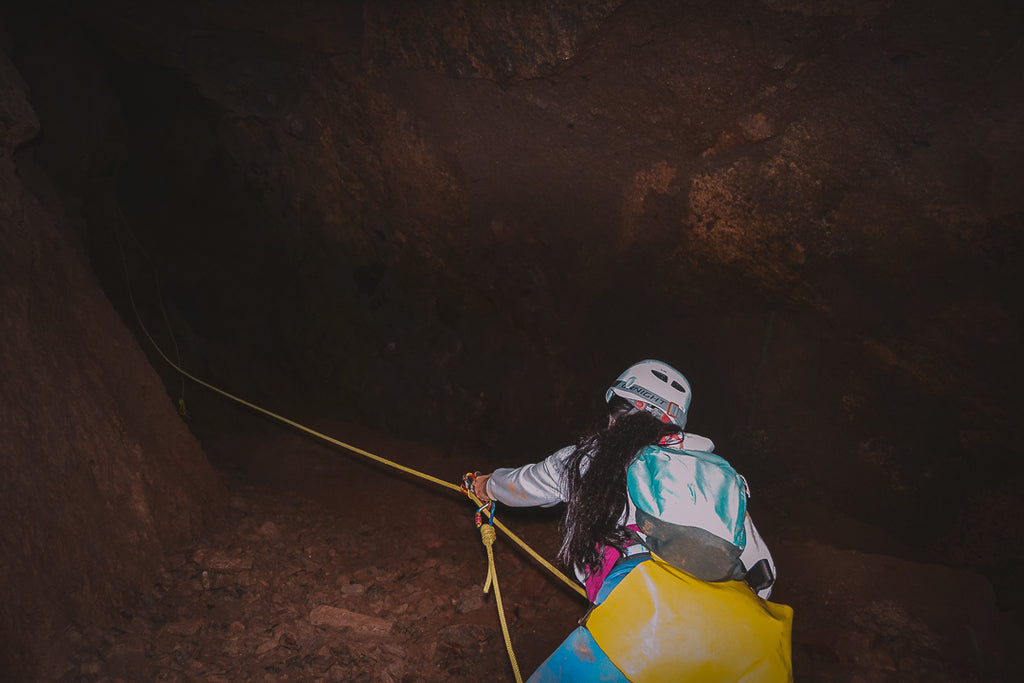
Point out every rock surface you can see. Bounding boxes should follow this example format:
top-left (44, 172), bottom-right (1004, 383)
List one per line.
top-left (0, 70), bottom-right (226, 681)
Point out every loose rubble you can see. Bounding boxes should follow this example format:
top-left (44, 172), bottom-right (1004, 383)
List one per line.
top-left (50, 425), bottom-right (580, 682)
top-left (48, 426), bottom-right (1023, 682)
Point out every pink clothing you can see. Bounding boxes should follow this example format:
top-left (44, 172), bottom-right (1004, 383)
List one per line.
top-left (584, 525), bottom-right (640, 602)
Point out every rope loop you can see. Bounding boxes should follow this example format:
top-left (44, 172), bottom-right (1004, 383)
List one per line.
top-left (472, 502), bottom-right (522, 683)
top-left (479, 523), bottom-right (497, 547)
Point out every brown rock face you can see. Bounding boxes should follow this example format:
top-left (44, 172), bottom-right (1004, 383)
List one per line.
top-left (0, 51), bottom-right (227, 680)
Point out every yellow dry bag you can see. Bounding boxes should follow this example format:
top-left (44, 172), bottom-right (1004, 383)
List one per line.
top-left (585, 557), bottom-right (793, 682)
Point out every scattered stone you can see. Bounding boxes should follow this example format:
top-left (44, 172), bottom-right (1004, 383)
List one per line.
top-left (325, 664), bottom-right (350, 682)
top-left (165, 553), bottom-right (188, 569)
top-left (308, 605), bottom-right (393, 634)
top-left (255, 635), bottom-right (280, 656)
top-left (455, 585), bottom-right (486, 613)
top-left (436, 623), bottom-right (492, 667)
top-left (162, 618), bottom-right (206, 637)
top-left (438, 562), bottom-right (461, 577)
top-left (192, 548), bottom-right (254, 572)
top-left (257, 521), bottom-right (280, 539)
top-left (740, 113), bottom-right (774, 141)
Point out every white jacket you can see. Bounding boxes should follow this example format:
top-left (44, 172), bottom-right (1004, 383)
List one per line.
top-left (486, 433), bottom-right (777, 599)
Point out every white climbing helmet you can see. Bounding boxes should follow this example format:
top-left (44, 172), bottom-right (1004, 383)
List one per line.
top-left (605, 359), bottom-right (692, 429)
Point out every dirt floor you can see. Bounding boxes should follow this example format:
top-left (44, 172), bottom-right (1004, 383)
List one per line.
top-left (50, 415), bottom-right (582, 683)
top-left (46, 406), bottom-right (1022, 682)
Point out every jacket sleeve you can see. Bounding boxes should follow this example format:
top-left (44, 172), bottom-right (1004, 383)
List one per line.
top-left (485, 445), bottom-right (576, 508)
top-left (740, 514), bottom-right (777, 600)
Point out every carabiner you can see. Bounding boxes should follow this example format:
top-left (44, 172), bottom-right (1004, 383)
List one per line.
top-left (475, 501), bottom-right (495, 528)
top-left (461, 471), bottom-right (480, 496)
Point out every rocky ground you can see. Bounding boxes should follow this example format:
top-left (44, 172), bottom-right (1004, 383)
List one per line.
top-left (48, 412), bottom-right (1024, 682)
top-left (49, 417), bottom-right (580, 683)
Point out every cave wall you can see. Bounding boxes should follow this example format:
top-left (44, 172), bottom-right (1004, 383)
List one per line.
top-left (0, 48), bottom-right (227, 680)
top-left (4, 0), bottom-right (1023, 614)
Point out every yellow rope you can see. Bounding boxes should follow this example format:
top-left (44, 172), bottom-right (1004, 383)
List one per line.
top-left (131, 302), bottom-right (586, 599)
top-left (479, 522), bottom-right (523, 683)
top-left (140, 335), bottom-right (586, 680)
top-left (464, 489), bottom-right (584, 598)
top-left (115, 228), bottom-right (586, 683)
top-left (114, 208), bottom-right (190, 417)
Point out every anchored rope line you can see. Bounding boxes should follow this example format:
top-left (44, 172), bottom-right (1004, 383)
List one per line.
top-left (133, 320), bottom-right (583, 680)
top-left (126, 293), bottom-right (586, 598)
top-left (114, 208), bottom-right (189, 418)
top-left (114, 221), bottom-right (585, 683)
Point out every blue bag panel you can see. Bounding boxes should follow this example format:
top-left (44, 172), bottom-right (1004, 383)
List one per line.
top-left (527, 626), bottom-right (630, 683)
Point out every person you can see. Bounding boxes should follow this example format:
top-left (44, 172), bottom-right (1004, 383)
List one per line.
top-left (472, 359), bottom-right (791, 682)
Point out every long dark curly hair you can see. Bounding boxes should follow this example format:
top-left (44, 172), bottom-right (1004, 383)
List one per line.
top-left (557, 398), bottom-right (679, 575)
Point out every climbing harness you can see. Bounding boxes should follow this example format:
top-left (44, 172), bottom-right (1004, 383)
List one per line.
top-left (114, 224), bottom-right (582, 683)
